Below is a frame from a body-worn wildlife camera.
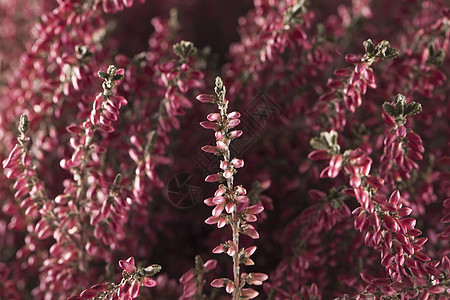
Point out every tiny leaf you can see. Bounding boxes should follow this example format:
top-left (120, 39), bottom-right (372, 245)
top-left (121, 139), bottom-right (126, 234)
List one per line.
top-left (405, 102), bottom-right (422, 116)
top-left (382, 102), bottom-right (395, 117)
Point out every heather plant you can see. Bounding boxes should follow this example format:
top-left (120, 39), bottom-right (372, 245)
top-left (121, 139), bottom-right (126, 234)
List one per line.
top-left (0, 0), bottom-right (449, 300)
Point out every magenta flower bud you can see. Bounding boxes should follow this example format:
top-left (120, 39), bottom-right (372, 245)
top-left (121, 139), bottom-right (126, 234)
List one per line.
top-left (200, 121), bottom-right (217, 130)
top-left (366, 176), bottom-right (384, 188)
top-left (334, 68), bottom-right (351, 77)
top-left (159, 61), bottom-right (175, 73)
top-left (246, 204), bottom-right (264, 215)
top-left (212, 204), bottom-right (224, 217)
top-left (236, 195), bottom-right (249, 203)
top-left (216, 140), bottom-right (227, 150)
top-left (231, 158), bottom-right (244, 168)
top-left (104, 102), bottom-right (119, 116)
top-left (182, 281), bottom-right (196, 297)
top-left (319, 91), bottom-right (336, 102)
top-left (205, 216), bottom-right (219, 225)
top-left (223, 170), bottom-right (232, 179)
top-left (215, 131), bottom-right (225, 140)
top-left (414, 251), bottom-right (431, 261)
top-left (80, 289), bottom-right (98, 299)
top-left (235, 186), bottom-right (246, 195)
top-left (401, 218), bottom-right (416, 230)
top-left (354, 212), bottom-right (367, 231)
top-left (320, 166), bottom-right (331, 178)
top-left (90, 210), bottom-right (102, 226)
top-left (212, 244), bottom-right (225, 254)
top-left (119, 257), bottom-right (136, 273)
top-left (241, 288), bottom-right (258, 298)
top-left (383, 215), bottom-right (399, 233)
top-left (244, 246), bottom-right (257, 257)
top-left (248, 272), bottom-right (268, 284)
top-left (196, 94), bottom-right (216, 103)
top-left (409, 144), bottom-right (424, 157)
top-left (215, 188), bottom-right (226, 197)
top-left (227, 111), bottom-right (240, 119)
top-left (211, 278), bottom-right (225, 288)
top-left (180, 269), bottom-right (194, 284)
top-left (201, 145), bottom-right (219, 154)
top-left (243, 225), bottom-right (259, 239)
top-left (130, 281), bottom-right (140, 298)
top-left (103, 108), bottom-right (118, 121)
top-left (406, 131), bottom-right (422, 145)
top-left (220, 161), bottom-right (229, 170)
top-left (205, 174), bottom-right (221, 182)
top-left (207, 113), bottom-right (221, 121)
top-left (123, 0), bottom-right (134, 8)
top-left (90, 282), bottom-right (108, 293)
top-left (203, 259), bottom-right (217, 271)
top-left (245, 214), bottom-right (257, 222)
top-left (2, 145), bottom-right (21, 169)
top-left (226, 281), bottom-right (235, 293)
top-left (20, 152), bottom-right (30, 167)
top-left (93, 96), bottom-right (103, 111)
top-left (389, 190), bottom-right (400, 206)
top-left (381, 253), bottom-right (395, 267)
top-left (308, 149), bottom-right (329, 161)
top-left (66, 124), bottom-right (83, 134)
top-left (217, 217), bottom-right (227, 228)
top-left (227, 119), bottom-right (240, 128)
top-left (229, 130), bottom-right (243, 138)
top-left (225, 202), bottom-right (234, 213)
top-left (109, 96), bottom-right (127, 109)
top-left (428, 285), bottom-right (444, 294)
top-left (212, 196), bottom-right (226, 204)
top-left (382, 112), bottom-right (396, 127)
top-left (396, 125), bottom-right (406, 138)
top-left (350, 175), bottom-right (361, 188)
top-left (343, 188), bottom-right (356, 197)
top-left (14, 187), bottom-right (28, 198)
top-left (345, 54), bottom-right (360, 64)
top-left (204, 197), bottom-right (215, 206)
top-left (141, 277), bottom-right (157, 288)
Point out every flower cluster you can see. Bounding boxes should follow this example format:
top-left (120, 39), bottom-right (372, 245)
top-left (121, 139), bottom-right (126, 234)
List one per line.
top-left (0, 0), bottom-right (449, 299)
top-left (68, 257), bottom-right (160, 300)
top-left (197, 77), bottom-right (268, 299)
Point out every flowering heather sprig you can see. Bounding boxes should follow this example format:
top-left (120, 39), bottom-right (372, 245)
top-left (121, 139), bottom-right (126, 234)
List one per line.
top-left (380, 94), bottom-right (424, 186)
top-left (197, 77), bottom-right (268, 299)
top-left (179, 256), bottom-right (217, 299)
top-left (223, 0), bottom-right (312, 100)
top-left (34, 65), bottom-right (129, 297)
top-left (266, 187), bottom-right (353, 297)
top-left (317, 39), bottom-right (398, 131)
top-left (68, 257), bottom-right (161, 300)
top-left (309, 124), bottom-right (449, 297)
top-left (128, 40), bottom-right (203, 204)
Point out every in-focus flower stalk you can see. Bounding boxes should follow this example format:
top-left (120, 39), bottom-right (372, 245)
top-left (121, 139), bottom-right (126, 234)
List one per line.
top-left (197, 77), bottom-right (267, 299)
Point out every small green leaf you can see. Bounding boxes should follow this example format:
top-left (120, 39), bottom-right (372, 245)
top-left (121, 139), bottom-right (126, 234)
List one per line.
top-left (18, 113), bottom-right (30, 135)
top-left (112, 74), bottom-right (124, 81)
top-left (143, 264), bottom-right (162, 276)
top-left (382, 102), bottom-right (395, 116)
top-left (363, 39), bottom-right (375, 55)
top-left (393, 94), bottom-right (406, 116)
top-left (97, 70), bottom-right (108, 79)
top-left (405, 101), bottom-right (422, 116)
top-left (384, 47), bottom-right (399, 59)
top-left (310, 136), bottom-right (327, 150)
top-left (107, 65), bottom-right (117, 76)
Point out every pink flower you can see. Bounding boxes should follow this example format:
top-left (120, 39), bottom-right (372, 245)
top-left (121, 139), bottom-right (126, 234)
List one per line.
top-left (119, 257), bottom-right (136, 274)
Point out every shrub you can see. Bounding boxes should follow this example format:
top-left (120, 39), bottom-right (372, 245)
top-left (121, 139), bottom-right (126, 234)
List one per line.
top-left (0, 0), bottom-right (448, 299)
